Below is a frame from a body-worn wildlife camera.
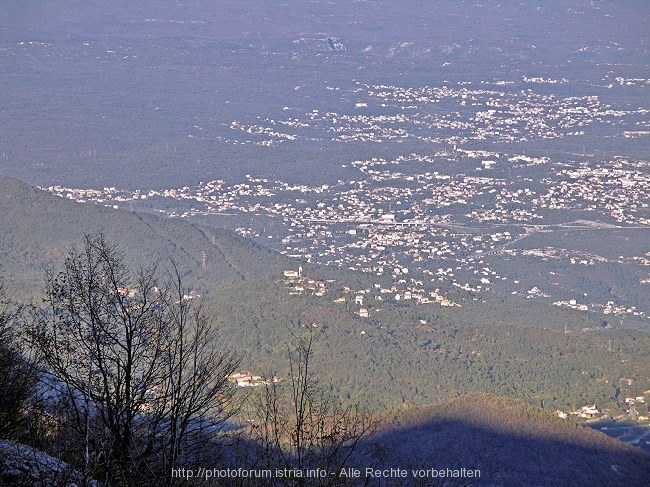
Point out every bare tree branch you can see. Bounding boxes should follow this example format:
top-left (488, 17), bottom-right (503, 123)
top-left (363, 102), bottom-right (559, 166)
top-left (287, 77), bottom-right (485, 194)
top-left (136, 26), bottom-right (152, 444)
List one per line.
top-left (26, 233), bottom-right (240, 486)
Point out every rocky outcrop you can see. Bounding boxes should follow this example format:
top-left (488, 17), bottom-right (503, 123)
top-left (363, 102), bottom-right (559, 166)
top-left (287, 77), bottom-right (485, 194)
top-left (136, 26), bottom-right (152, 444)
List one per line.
top-left (0, 440), bottom-right (95, 487)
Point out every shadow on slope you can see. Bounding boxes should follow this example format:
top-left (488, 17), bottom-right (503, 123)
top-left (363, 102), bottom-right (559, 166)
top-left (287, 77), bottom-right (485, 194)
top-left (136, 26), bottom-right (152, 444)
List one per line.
top-left (354, 393), bottom-right (650, 486)
top-left (199, 394), bottom-right (650, 486)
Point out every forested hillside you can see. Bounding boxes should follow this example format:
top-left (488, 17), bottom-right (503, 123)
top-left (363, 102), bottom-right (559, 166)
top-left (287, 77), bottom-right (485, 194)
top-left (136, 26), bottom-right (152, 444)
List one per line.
top-left (209, 276), bottom-right (650, 413)
top-left (0, 175), bottom-right (648, 486)
top-left (0, 173), bottom-right (291, 298)
top-left (2, 174), bottom-right (648, 413)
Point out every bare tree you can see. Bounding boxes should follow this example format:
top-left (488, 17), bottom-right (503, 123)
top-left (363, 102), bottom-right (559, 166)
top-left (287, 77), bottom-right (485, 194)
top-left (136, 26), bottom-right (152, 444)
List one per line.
top-left (250, 333), bottom-right (380, 486)
top-left (28, 233), bottom-right (239, 486)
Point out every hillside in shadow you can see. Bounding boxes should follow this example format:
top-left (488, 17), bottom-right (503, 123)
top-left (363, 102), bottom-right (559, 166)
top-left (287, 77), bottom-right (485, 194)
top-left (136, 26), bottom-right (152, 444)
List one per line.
top-left (172, 393), bottom-right (650, 486)
top-left (351, 393), bottom-right (650, 486)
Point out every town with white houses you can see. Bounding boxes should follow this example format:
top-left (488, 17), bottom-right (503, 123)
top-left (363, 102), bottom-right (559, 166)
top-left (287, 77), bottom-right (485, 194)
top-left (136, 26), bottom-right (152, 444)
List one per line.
top-left (46, 144), bottom-right (649, 327)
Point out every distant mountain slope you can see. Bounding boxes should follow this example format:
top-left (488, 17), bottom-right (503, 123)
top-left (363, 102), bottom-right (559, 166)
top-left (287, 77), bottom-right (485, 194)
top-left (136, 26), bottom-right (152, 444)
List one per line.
top-left (0, 173), bottom-right (291, 298)
top-left (360, 393), bottom-right (650, 486)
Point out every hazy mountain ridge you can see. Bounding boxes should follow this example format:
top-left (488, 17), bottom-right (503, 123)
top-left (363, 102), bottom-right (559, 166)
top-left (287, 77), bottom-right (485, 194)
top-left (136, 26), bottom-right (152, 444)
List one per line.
top-left (0, 173), bottom-right (292, 298)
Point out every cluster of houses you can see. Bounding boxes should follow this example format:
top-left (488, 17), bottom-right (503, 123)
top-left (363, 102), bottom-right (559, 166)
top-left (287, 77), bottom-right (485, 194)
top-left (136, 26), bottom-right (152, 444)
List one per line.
top-left (290, 81), bottom-right (625, 146)
top-left (534, 162), bottom-right (650, 227)
top-left (624, 396), bottom-right (646, 406)
top-left (229, 372), bottom-right (278, 388)
top-left (330, 283), bottom-right (460, 320)
top-left (552, 298), bottom-right (646, 320)
top-left (181, 74), bottom-right (644, 150)
top-left (46, 125), bottom-right (648, 326)
top-left (625, 395), bottom-right (649, 422)
top-left (554, 393), bottom-right (649, 423)
top-left (555, 405), bottom-right (601, 420)
top-left (281, 266), bottom-right (328, 296)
